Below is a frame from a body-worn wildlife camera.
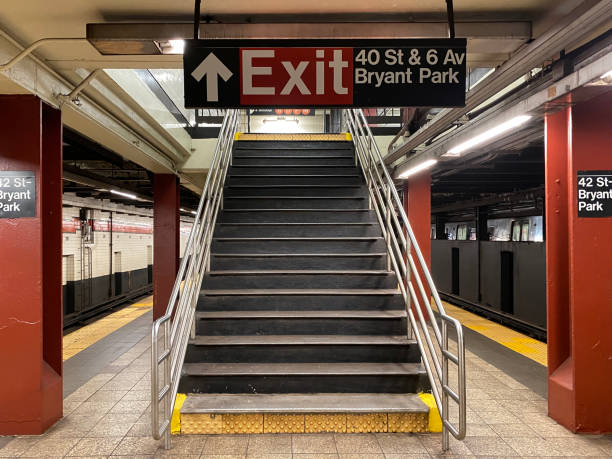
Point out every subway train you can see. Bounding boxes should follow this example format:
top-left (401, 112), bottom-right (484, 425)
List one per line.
top-left (431, 214), bottom-right (546, 341)
top-left (61, 194), bottom-right (192, 328)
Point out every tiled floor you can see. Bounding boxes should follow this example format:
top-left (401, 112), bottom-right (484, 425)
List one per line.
top-left (1, 313), bottom-right (611, 458)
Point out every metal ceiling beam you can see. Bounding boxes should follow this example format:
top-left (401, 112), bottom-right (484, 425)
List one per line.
top-left (432, 186), bottom-right (544, 213)
top-left (385, 0), bottom-right (612, 167)
top-left (393, 46), bottom-right (612, 178)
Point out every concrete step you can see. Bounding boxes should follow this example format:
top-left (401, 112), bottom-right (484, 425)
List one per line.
top-left (202, 271), bottom-right (397, 289)
top-left (224, 185), bottom-right (367, 197)
top-left (210, 253), bottom-right (387, 270)
top-left (179, 393), bottom-right (429, 434)
top-left (179, 362), bottom-right (427, 394)
top-left (182, 392), bottom-right (428, 413)
top-left (214, 222), bottom-right (381, 237)
top-left (197, 292), bottom-right (405, 311)
top-left (194, 309), bottom-right (406, 335)
top-left (210, 237), bottom-right (386, 254)
top-left (185, 335), bottom-right (419, 363)
top-left (223, 196), bottom-right (368, 209)
top-left (233, 156), bottom-right (355, 166)
top-left (218, 209), bottom-right (377, 223)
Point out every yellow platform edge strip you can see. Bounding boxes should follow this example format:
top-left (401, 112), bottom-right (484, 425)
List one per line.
top-left (62, 296), bottom-right (152, 361)
top-left (441, 300), bottom-right (547, 367)
top-left (179, 411), bottom-right (429, 434)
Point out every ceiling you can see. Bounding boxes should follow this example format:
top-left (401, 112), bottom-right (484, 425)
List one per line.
top-left (0, 0), bottom-right (570, 70)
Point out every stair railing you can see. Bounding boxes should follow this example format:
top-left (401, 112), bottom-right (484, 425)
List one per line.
top-left (151, 109), bottom-right (240, 449)
top-left (344, 108), bottom-right (466, 451)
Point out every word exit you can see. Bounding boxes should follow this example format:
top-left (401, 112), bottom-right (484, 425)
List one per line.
top-left (240, 48), bottom-right (353, 105)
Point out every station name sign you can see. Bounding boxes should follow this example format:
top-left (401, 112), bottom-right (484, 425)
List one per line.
top-left (183, 39), bottom-right (467, 108)
top-left (577, 171), bottom-right (612, 217)
top-left (0, 171), bottom-right (36, 218)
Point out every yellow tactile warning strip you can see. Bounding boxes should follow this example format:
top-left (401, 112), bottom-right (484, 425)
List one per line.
top-left (441, 300), bottom-right (548, 367)
top-left (62, 296), bottom-right (153, 361)
top-left (180, 412), bottom-right (428, 434)
top-left (234, 133), bottom-right (350, 141)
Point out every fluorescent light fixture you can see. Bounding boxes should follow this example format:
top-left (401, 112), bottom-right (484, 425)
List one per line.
top-left (602, 69), bottom-right (612, 80)
top-left (158, 39), bottom-right (185, 54)
top-left (110, 189), bottom-right (137, 200)
top-left (191, 211), bottom-right (197, 216)
top-left (398, 159), bottom-right (438, 179)
top-left (445, 115), bottom-right (532, 156)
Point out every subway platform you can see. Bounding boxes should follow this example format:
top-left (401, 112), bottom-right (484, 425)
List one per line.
top-left (0, 297), bottom-right (610, 458)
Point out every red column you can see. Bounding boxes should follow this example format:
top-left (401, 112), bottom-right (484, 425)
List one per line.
top-left (403, 171), bottom-right (432, 312)
top-left (153, 174), bottom-right (180, 320)
top-left (0, 95), bottom-right (63, 435)
top-left (545, 92), bottom-right (612, 433)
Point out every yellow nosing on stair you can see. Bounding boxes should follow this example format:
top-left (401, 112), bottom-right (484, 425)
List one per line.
top-left (236, 133), bottom-right (350, 141)
top-left (171, 393), bottom-right (187, 434)
top-left (419, 393), bottom-right (442, 433)
top-left (180, 412), bottom-right (428, 434)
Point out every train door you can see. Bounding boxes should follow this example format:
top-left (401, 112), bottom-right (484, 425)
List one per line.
top-left (147, 245), bottom-right (153, 283)
top-left (114, 251), bottom-right (122, 295)
top-left (63, 255), bottom-right (75, 315)
top-left (80, 245), bottom-right (93, 312)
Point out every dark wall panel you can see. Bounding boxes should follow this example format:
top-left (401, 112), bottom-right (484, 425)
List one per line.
top-left (431, 240), bottom-right (478, 302)
top-left (513, 243), bottom-right (547, 328)
top-left (480, 242), bottom-right (502, 312)
top-left (432, 240), bottom-right (546, 330)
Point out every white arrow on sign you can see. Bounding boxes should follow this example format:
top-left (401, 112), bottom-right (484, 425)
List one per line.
top-left (191, 53), bottom-right (233, 102)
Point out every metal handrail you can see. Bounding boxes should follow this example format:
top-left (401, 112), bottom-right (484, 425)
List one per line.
top-left (151, 109), bottom-right (239, 449)
top-left (344, 108), bottom-right (466, 451)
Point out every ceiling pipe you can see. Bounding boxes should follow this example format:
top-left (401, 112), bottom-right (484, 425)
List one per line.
top-left (0, 37), bottom-right (88, 71)
top-left (57, 69), bottom-right (102, 107)
top-left (385, 0), bottom-right (612, 166)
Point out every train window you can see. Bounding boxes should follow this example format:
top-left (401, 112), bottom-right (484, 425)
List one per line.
top-left (521, 222), bottom-right (530, 242)
top-left (511, 221), bottom-right (521, 241)
top-left (457, 224), bottom-right (468, 241)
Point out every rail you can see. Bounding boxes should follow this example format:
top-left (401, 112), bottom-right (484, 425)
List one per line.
top-left (344, 108), bottom-right (466, 450)
top-left (151, 109), bottom-right (239, 449)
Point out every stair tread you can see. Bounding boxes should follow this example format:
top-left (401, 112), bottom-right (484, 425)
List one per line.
top-left (214, 237), bottom-right (382, 241)
top-left (232, 165), bottom-right (356, 168)
top-left (209, 270), bottom-right (391, 275)
top-left (225, 196), bottom-right (365, 199)
top-left (222, 209), bottom-right (370, 212)
top-left (190, 335), bottom-right (413, 346)
top-left (201, 289), bottom-right (400, 295)
top-left (181, 393), bottom-right (428, 414)
top-left (212, 253), bottom-right (386, 257)
top-left (183, 362), bottom-right (424, 376)
top-left (218, 222), bottom-right (377, 226)
top-left (233, 155), bottom-right (353, 159)
top-left (230, 175), bottom-right (360, 177)
top-left (226, 185), bottom-right (361, 188)
top-left (196, 310), bottom-right (406, 319)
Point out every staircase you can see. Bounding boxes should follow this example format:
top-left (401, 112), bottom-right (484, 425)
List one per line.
top-left (177, 138), bottom-right (431, 434)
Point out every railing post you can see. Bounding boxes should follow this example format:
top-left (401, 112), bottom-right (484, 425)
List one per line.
top-left (442, 320), bottom-right (449, 451)
top-left (163, 320), bottom-right (171, 449)
top-left (385, 184), bottom-right (392, 271)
